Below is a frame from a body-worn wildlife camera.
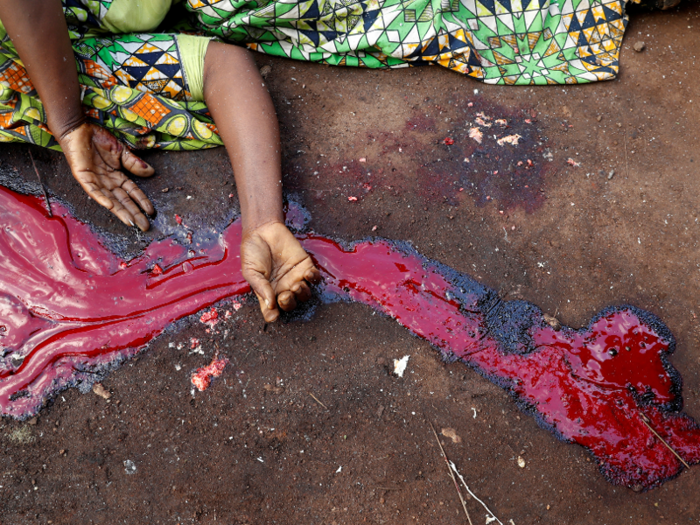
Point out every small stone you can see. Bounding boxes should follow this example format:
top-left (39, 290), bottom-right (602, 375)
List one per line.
top-left (161, 188), bottom-right (169, 193)
top-left (441, 427), bottom-right (462, 444)
top-left (543, 314), bottom-right (561, 331)
top-left (633, 41), bottom-right (646, 53)
top-left (124, 459), bottom-right (137, 475)
top-left (59, 449), bottom-right (65, 455)
top-left (92, 383), bottom-right (111, 400)
top-left (259, 65), bottom-right (272, 78)
top-left (608, 170), bottom-right (615, 180)
top-left (28, 417), bottom-right (38, 426)
top-left (596, 115), bottom-right (602, 122)
top-left (263, 384), bottom-right (285, 395)
top-left (517, 456), bottom-right (526, 468)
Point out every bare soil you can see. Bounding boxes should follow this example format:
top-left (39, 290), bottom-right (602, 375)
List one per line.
top-left (1, 4), bottom-right (700, 523)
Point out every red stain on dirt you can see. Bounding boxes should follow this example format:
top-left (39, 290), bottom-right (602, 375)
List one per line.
top-left (0, 186), bottom-right (697, 490)
top-left (191, 357), bottom-right (229, 391)
top-left (290, 98), bottom-right (553, 212)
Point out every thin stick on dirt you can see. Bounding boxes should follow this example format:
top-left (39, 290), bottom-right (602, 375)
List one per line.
top-left (428, 420), bottom-right (473, 525)
top-left (639, 412), bottom-right (690, 469)
top-left (449, 460), bottom-right (503, 525)
top-left (308, 392), bottom-right (328, 410)
top-left (623, 123), bottom-right (630, 181)
top-left (28, 150), bottom-right (52, 217)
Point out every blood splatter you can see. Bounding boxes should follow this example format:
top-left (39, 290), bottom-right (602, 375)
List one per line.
top-left (0, 186), bottom-right (698, 490)
top-left (191, 357), bottom-right (228, 391)
top-left (199, 308), bottom-right (219, 328)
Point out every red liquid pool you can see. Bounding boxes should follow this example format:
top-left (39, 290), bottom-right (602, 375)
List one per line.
top-left (0, 186), bottom-right (698, 490)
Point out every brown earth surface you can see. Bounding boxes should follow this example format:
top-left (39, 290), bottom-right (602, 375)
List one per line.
top-left (2, 3), bottom-right (700, 524)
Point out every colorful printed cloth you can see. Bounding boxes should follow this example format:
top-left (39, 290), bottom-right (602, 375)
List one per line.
top-left (0, 2), bottom-right (222, 151)
top-left (191, 0), bottom-right (628, 84)
top-left (0, 0), bottom-right (628, 151)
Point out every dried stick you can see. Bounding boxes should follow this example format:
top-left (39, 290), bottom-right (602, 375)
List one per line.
top-left (308, 392), bottom-right (328, 410)
top-left (28, 150), bottom-right (52, 217)
top-left (639, 412), bottom-right (690, 469)
top-left (428, 420), bottom-right (473, 525)
top-left (449, 460), bottom-right (503, 525)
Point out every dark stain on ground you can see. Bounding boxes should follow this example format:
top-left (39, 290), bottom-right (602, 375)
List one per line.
top-left (286, 96), bottom-right (554, 212)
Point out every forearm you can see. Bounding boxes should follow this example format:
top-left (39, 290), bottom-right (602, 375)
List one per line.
top-left (202, 42), bottom-right (284, 233)
top-left (0, 0), bottom-right (84, 139)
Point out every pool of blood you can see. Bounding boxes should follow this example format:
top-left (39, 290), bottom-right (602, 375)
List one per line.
top-left (0, 186), bottom-right (697, 490)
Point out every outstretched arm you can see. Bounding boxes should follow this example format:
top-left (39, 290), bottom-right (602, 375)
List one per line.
top-left (203, 42), bottom-right (320, 322)
top-left (0, 0), bottom-right (155, 230)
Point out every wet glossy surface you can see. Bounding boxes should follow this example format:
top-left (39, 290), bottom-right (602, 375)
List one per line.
top-left (0, 186), bottom-right (697, 490)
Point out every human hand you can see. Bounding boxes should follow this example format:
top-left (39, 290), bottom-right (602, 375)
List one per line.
top-left (58, 123), bottom-right (155, 231)
top-left (240, 221), bottom-right (321, 322)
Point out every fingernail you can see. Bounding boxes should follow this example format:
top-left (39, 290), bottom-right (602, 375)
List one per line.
top-left (265, 299), bottom-right (272, 309)
top-left (129, 220), bottom-right (135, 227)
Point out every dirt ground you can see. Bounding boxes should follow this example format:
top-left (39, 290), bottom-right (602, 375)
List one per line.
top-left (2, 4), bottom-right (700, 524)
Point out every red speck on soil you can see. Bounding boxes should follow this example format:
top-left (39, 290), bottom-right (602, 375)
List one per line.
top-left (405, 114), bottom-right (436, 132)
top-left (191, 357), bottom-right (229, 391)
top-left (199, 308), bottom-right (219, 327)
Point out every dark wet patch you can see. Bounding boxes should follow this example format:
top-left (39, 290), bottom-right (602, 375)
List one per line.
top-left (285, 96), bottom-right (554, 213)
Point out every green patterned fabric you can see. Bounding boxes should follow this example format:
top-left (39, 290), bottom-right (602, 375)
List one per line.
top-left (0, 0), bottom-right (629, 152)
top-left (0, 9), bottom-right (222, 151)
top-left (186, 0), bottom-right (628, 84)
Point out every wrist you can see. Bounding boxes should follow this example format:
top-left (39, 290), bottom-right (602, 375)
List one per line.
top-left (51, 112), bottom-right (88, 143)
top-left (242, 217), bottom-right (285, 237)
top-left (241, 206), bottom-right (284, 235)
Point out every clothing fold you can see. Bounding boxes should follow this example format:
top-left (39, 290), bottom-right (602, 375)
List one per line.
top-left (0, 0), bottom-right (628, 151)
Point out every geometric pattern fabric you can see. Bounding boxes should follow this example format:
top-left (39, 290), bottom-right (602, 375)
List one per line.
top-left (0, 0), bottom-right (629, 151)
top-left (0, 28), bottom-right (221, 151)
top-left (186, 0), bottom-right (628, 84)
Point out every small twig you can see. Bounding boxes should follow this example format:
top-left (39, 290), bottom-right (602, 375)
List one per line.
top-left (623, 125), bottom-right (630, 181)
top-left (375, 486), bottom-right (402, 491)
top-left (308, 392), bottom-right (328, 410)
top-left (450, 460), bottom-right (504, 525)
top-left (428, 420), bottom-right (473, 525)
top-left (639, 412), bottom-right (690, 469)
top-left (28, 150), bottom-right (52, 217)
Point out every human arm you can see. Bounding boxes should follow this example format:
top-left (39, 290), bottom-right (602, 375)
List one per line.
top-left (203, 42), bottom-right (320, 322)
top-left (0, 1), bottom-right (155, 230)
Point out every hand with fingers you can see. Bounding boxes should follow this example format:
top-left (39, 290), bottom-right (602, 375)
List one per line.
top-left (241, 221), bottom-right (321, 322)
top-left (58, 122), bottom-right (156, 231)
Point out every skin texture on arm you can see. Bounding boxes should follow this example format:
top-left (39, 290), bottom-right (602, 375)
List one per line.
top-left (203, 42), bottom-right (320, 322)
top-left (0, 0), bottom-right (155, 231)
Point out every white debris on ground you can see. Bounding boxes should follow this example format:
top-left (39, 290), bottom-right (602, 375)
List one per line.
top-left (393, 355), bottom-right (410, 377)
top-left (497, 134), bottom-right (522, 146)
top-left (124, 460), bottom-right (137, 475)
top-left (92, 383), bottom-right (111, 400)
top-left (468, 127), bottom-right (484, 144)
